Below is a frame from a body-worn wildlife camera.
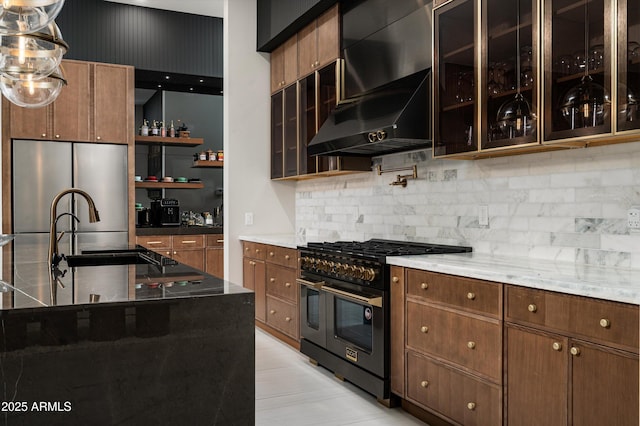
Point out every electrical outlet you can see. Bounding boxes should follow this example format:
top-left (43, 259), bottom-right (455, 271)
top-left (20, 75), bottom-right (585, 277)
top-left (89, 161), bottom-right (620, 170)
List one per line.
top-left (628, 207), bottom-right (640, 229)
top-left (244, 212), bottom-right (254, 226)
top-left (478, 205), bottom-right (489, 226)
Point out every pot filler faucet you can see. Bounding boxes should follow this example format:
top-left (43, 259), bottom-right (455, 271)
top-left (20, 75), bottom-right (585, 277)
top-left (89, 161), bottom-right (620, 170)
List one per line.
top-left (48, 188), bottom-right (101, 269)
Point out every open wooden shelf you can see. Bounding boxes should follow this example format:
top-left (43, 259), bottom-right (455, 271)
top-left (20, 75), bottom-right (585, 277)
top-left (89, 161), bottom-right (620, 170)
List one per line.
top-left (135, 136), bottom-right (204, 147)
top-left (135, 181), bottom-right (204, 189)
top-left (192, 160), bottom-right (223, 168)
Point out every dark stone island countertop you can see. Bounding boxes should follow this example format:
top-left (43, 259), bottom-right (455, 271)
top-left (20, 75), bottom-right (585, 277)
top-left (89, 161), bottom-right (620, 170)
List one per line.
top-left (0, 240), bottom-right (254, 425)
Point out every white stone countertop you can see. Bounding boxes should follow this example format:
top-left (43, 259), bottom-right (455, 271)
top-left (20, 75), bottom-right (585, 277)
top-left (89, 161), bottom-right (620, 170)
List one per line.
top-left (387, 252), bottom-right (640, 305)
top-left (238, 234), bottom-right (298, 250)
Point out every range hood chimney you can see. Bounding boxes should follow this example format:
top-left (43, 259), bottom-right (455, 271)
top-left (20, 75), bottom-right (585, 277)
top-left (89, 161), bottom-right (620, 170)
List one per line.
top-left (308, 0), bottom-right (433, 157)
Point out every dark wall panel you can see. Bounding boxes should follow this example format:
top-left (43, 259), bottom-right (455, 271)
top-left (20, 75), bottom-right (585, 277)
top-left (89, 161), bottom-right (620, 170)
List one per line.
top-left (56, 0), bottom-right (222, 78)
top-left (257, 0), bottom-right (337, 52)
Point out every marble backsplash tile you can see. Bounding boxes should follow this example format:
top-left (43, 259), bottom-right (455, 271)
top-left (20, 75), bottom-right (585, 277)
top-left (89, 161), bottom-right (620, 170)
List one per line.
top-left (295, 141), bottom-right (640, 269)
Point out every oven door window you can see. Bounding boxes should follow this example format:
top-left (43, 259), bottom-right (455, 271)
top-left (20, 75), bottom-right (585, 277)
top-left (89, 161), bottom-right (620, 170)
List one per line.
top-left (306, 288), bottom-right (320, 330)
top-left (334, 297), bottom-right (373, 353)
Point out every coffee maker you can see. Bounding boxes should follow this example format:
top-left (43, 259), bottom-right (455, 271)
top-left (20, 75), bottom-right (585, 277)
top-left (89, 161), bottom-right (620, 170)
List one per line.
top-left (150, 199), bottom-right (180, 226)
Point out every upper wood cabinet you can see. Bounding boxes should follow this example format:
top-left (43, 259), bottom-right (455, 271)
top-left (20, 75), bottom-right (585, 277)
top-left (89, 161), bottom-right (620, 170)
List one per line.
top-left (297, 4), bottom-right (340, 79)
top-left (270, 36), bottom-right (298, 94)
top-left (7, 60), bottom-right (133, 144)
top-left (93, 62), bottom-right (134, 143)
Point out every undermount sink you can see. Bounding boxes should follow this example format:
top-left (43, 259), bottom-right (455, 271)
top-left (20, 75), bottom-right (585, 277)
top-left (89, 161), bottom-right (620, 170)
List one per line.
top-left (66, 249), bottom-right (159, 267)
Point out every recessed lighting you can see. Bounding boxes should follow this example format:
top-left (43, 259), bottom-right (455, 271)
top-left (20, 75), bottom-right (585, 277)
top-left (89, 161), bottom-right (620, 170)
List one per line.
top-left (157, 84), bottom-right (162, 88)
top-left (165, 75), bottom-right (170, 80)
top-left (199, 79), bottom-right (204, 83)
top-left (189, 87), bottom-right (194, 91)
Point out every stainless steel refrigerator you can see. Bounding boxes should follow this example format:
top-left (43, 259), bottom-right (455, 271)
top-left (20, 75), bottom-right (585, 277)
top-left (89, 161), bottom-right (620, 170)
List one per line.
top-left (12, 140), bottom-right (129, 306)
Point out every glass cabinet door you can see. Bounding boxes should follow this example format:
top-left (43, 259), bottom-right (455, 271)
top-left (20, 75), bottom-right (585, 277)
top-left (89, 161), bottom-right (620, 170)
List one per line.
top-left (434, 0), bottom-right (477, 157)
top-left (617, 0), bottom-right (640, 132)
top-left (483, 0), bottom-right (538, 149)
top-left (270, 91), bottom-right (283, 179)
top-left (544, 0), bottom-right (612, 141)
top-left (299, 74), bottom-right (317, 175)
top-left (316, 63), bottom-right (340, 173)
top-left (283, 84), bottom-right (298, 177)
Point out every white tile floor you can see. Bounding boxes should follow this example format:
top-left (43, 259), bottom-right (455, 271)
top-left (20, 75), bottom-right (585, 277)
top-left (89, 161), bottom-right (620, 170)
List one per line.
top-left (255, 328), bottom-right (428, 426)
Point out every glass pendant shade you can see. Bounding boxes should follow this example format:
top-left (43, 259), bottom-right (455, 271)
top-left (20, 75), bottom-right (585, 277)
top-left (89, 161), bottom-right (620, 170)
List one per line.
top-left (560, 75), bottom-right (610, 129)
top-left (0, 22), bottom-right (67, 80)
top-left (618, 84), bottom-right (638, 123)
top-left (0, 0), bottom-right (65, 35)
top-left (497, 92), bottom-right (536, 138)
top-left (0, 66), bottom-right (65, 107)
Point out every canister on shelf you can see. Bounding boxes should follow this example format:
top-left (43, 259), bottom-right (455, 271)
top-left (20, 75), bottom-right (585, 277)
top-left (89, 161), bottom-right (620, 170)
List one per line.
top-left (199, 151), bottom-right (207, 161)
top-left (207, 149), bottom-right (216, 161)
top-left (217, 150), bottom-right (224, 161)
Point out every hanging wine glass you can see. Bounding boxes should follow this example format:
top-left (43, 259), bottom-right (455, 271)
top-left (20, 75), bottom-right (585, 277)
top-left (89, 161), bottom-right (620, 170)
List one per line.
top-left (496, 0), bottom-right (536, 139)
top-left (560, 0), bottom-right (610, 129)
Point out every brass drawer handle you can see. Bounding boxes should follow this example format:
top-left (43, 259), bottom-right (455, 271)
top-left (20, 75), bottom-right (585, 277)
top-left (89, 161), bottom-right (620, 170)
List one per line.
top-left (570, 347), bottom-right (581, 356)
top-left (270, 310), bottom-right (276, 315)
top-left (599, 318), bottom-right (611, 328)
top-left (552, 342), bottom-right (562, 351)
top-left (269, 251), bottom-right (274, 257)
top-left (421, 282), bottom-right (429, 289)
top-left (420, 326), bottom-right (429, 333)
top-left (245, 247), bottom-right (249, 252)
top-left (467, 292), bottom-right (476, 300)
top-left (467, 402), bottom-right (476, 411)
top-left (270, 278), bottom-right (276, 283)
top-left (392, 276), bottom-right (399, 283)
top-left (285, 255), bottom-right (290, 260)
top-left (528, 304), bottom-right (538, 313)
top-left (146, 241), bottom-right (163, 245)
top-left (467, 341), bottom-right (476, 350)
top-left (41, 133), bottom-right (47, 137)
top-left (217, 239), bottom-right (224, 243)
top-left (420, 380), bottom-right (429, 388)
top-left (180, 240), bottom-right (197, 244)
top-left (256, 249), bottom-right (260, 254)
top-left (285, 317), bottom-right (291, 322)
top-left (285, 282), bottom-right (291, 288)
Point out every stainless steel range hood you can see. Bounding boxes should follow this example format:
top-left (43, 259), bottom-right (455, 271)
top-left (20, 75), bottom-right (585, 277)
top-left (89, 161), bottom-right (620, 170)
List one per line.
top-left (308, 0), bottom-right (433, 157)
top-left (307, 70), bottom-right (431, 156)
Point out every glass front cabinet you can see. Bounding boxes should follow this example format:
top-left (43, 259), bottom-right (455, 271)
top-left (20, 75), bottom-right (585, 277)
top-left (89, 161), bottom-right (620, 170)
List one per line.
top-left (433, 0), bottom-right (640, 159)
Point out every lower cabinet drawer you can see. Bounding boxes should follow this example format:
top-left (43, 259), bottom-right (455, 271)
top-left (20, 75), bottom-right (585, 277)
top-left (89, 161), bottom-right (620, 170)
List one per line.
top-left (136, 235), bottom-right (171, 250)
top-left (406, 301), bottom-right (502, 382)
top-left (173, 235), bottom-right (205, 249)
top-left (266, 296), bottom-right (298, 339)
top-left (406, 351), bottom-right (502, 426)
top-left (266, 264), bottom-right (297, 302)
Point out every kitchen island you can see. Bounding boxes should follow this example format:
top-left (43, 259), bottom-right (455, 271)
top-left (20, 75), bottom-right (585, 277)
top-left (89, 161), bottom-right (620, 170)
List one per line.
top-left (0, 239), bottom-right (254, 425)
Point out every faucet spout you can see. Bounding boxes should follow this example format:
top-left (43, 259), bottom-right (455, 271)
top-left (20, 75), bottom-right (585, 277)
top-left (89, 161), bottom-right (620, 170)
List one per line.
top-left (48, 188), bottom-right (101, 305)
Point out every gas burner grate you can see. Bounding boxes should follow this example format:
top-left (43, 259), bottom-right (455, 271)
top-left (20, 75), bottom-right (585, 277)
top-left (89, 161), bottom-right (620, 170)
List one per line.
top-left (305, 239), bottom-right (471, 258)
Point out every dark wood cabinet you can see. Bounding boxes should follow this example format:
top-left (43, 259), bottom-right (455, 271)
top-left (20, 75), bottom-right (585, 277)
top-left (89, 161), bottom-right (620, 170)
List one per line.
top-left (205, 235), bottom-right (224, 279)
top-left (8, 60), bottom-right (132, 144)
top-left (505, 285), bottom-right (639, 425)
top-left (297, 4), bottom-right (340, 79)
top-left (270, 36), bottom-right (298, 94)
top-left (242, 241), bottom-right (299, 347)
top-left (136, 234), bottom-right (224, 275)
top-left (390, 267), bottom-right (405, 397)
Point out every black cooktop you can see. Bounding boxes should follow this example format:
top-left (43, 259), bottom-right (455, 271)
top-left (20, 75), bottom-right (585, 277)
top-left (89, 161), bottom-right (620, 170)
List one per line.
top-left (304, 239), bottom-right (472, 259)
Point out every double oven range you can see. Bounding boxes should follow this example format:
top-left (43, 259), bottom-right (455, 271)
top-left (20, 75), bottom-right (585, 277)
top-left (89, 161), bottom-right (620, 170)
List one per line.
top-left (298, 239), bottom-right (471, 403)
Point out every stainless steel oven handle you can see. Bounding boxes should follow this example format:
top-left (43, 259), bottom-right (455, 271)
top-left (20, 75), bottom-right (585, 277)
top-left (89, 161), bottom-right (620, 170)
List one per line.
top-left (321, 285), bottom-right (383, 308)
top-left (297, 278), bottom-right (324, 290)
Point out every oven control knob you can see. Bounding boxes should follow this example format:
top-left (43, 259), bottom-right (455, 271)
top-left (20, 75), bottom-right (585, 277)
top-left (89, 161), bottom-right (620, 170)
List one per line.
top-left (334, 263), bottom-right (343, 275)
top-left (356, 266), bottom-right (365, 280)
top-left (349, 265), bottom-right (358, 278)
top-left (364, 268), bottom-right (376, 282)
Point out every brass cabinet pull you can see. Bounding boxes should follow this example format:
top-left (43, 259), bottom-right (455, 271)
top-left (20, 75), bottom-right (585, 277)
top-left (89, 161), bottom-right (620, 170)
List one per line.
top-left (552, 342), bottom-right (562, 351)
top-left (55, 134), bottom-right (60, 139)
top-left (146, 241), bottom-right (163, 245)
top-left (467, 341), bottom-right (476, 349)
top-left (467, 402), bottom-right (476, 411)
top-left (599, 318), bottom-right (611, 328)
top-left (570, 347), bottom-right (581, 356)
top-left (41, 133), bottom-right (47, 137)
top-left (269, 251), bottom-right (274, 257)
top-left (245, 247), bottom-right (249, 252)
top-left (181, 240), bottom-right (197, 244)
top-left (421, 282), bottom-right (429, 290)
top-left (269, 278), bottom-right (276, 283)
top-left (392, 276), bottom-right (399, 283)
top-left (467, 292), bottom-right (476, 300)
top-left (166, 251), bottom-right (171, 255)
top-left (528, 304), bottom-right (538, 313)
top-left (420, 380), bottom-right (429, 388)
top-left (285, 317), bottom-right (291, 322)
top-left (173, 251), bottom-right (177, 255)
top-left (285, 282), bottom-right (291, 288)
top-left (217, 239), bottom-right (224, 243)
top-left (285, 254), bottom-right (290, 260)
top-left (420, 326), bottom-right (429, 333)
top-left (270, 310), bottom-right (276, 315)
top-left (96, 136), bottom-right (101, 140)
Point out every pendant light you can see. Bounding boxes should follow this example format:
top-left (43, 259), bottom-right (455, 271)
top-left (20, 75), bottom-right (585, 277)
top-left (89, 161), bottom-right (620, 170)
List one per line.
top-left (0, 0), bottom-right (65, 35)
top-left (0, 65), bottom-right (65, 107)
top-left (496, 0), bottom-right (536, 139)
top-left (560, 0), bottom-right (610, 129)
top-left (0, 21), bottom-right (67, 81)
